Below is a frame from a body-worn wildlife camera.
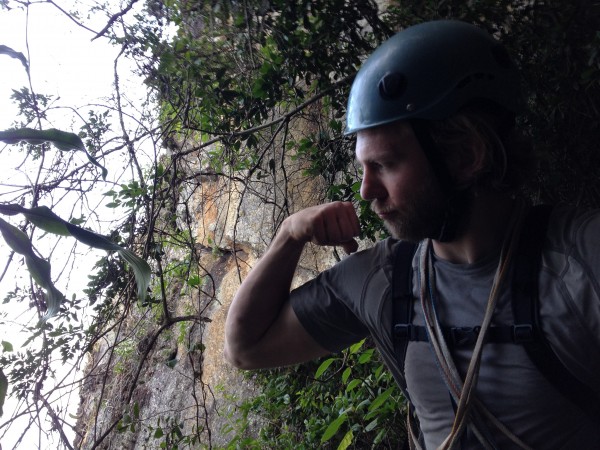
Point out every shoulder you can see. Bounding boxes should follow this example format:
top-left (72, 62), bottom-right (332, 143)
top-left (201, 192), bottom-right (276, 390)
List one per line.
top-left (325, 237), bottom-right (398, 279)
top-left (292, 237), bottom-right (398, 296)
top-left (540, 203), bottom-right (600, 397)
top-left (546, 203), bottom-right (600, 250)
top-left (544, 203), bottom-right (600, 275)
top-left (542, 202), bottom-right (600, 297)
top-left (334, 237), bottom-right (421, 284)
top-left (291, 237), bottom-right (409, 313)
top-left (345, 237), bottom-right (398, 263)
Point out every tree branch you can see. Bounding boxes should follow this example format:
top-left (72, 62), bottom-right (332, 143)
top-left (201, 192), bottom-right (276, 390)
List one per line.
top-left (92, 0), bottom-right (139, 41)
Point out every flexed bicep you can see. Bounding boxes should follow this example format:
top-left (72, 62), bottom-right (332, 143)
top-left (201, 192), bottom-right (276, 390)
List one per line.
top-left (225, 202), bottom-right (359, 370)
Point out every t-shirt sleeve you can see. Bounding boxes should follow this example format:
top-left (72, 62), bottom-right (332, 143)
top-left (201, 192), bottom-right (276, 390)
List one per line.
top-left (288, 239), bottom-right (399, 355)
top-left (290, 268), bottom-right (369, 353)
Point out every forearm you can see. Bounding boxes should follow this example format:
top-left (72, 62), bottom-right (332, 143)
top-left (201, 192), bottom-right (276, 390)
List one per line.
top-left (224, 218), bottom-right (305, 365)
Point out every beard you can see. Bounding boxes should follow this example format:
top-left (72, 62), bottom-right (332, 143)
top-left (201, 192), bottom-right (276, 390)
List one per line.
top-left (371, 176), bottom-right (450, 242)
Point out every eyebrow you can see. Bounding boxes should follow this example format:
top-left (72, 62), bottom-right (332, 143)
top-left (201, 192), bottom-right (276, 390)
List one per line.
top-left (356, 145), bottom-right (401, 164)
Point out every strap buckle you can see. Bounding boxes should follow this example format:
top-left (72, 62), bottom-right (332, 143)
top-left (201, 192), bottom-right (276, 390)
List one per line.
top-left (393, 324), bottom-right (412, 339)
top-left (512, 324), bottom-right (534, 343)
top-left (450, 326), bottom-right (481, 346)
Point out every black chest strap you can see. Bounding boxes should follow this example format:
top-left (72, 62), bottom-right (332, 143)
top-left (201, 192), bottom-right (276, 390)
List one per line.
top-left (391, 240), bottom-right (418, 393)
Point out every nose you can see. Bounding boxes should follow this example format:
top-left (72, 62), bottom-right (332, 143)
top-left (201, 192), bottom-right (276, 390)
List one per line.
top-left (360, 168), bottom-right (386, 201)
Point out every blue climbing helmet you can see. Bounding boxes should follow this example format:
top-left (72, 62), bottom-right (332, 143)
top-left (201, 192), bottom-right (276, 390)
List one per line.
top-left (345, 20), bottom-right (523, 134)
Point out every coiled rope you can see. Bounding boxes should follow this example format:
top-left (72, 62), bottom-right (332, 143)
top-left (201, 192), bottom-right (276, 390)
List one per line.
top-left (414, 199), bottom-right (534, 450)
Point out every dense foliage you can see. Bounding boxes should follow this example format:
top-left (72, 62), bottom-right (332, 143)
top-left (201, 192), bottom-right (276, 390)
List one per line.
top-left (221, 339), bottom-right (406, 449)
top-left (0, 0), bottom-right (598, 448)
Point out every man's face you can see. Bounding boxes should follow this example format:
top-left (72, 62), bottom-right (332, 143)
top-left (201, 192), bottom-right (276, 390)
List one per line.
top-left (355, 121), bottom-right (447, 242)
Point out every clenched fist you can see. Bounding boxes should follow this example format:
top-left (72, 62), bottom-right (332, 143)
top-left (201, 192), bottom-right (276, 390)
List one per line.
top-left (284, 202), bottom-right (361, 254)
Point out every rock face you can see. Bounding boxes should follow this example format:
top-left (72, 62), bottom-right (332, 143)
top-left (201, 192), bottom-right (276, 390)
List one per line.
top-left (74, 132), bottom-right (344, 448)
top-left (73, 0), bottom-right (396, 442)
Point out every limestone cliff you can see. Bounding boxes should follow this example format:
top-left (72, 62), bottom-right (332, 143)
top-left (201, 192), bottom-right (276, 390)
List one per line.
top-left (74, 131), bottom-right (344, 448)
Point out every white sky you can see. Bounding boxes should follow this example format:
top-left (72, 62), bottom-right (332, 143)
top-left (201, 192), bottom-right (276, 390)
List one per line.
top-left (0, 3), bottom-right (120, 128)
top-left (0, 3), bottom-right (149, 448)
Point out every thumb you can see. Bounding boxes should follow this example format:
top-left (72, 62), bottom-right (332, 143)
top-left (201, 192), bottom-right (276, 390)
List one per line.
top-left (340, 238), bottom-right (359, 255)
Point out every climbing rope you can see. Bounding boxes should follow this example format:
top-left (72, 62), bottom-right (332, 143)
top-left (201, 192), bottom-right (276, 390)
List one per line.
top-left (417, 199), bottom-right (534, 450)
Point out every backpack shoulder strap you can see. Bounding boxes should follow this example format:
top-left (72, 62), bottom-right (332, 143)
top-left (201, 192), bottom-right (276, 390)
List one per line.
top-left (391, 240), bottom-right (418, 392)
top-left (391, 240), bottom-right (422, 448)
top-left (512, 204), bottom-right (600, 420)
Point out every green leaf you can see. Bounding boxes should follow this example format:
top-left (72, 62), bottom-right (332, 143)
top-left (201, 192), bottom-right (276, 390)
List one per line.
top-left (165, 358), bottom-right (177, 368)
top-left (0, 216), bottom-right (33, 255)
top-left (358, 348), bottom-right (374, 364)
top-left (346, 379), bottom-right (361, 392)
top-left (0, 368), bottom-right (7, 417)
top-left (0, 217), bottom-right (66, 317)
top-left (30, 205), bottom-right (149, 299)
top-left (374, 428), bottom-right (387, 445)
top-left (337, 429), bottom-right (354, 450)
top-left (26, 257), bottom-right (65, 317)
top-left (321, 413), bottom-right (347, 443)
top-left (118, 248), bottom-right (151, 301)
top-left (0, 205), bottom-right (151, 317)
top-left (0, 204), bottom-right (70, 236)
top-left (368, 387), bottom-right (394, 413)
top-left (314, 357), bottom-right (335, 379)
top-left (348, 339), bottom-right (365, 354)
top-left (0, 127), bottom-right (84, 150)
top-left (187, 275), bottom-right (202, 287)
top-left (64, 222), bottom-right (120, 251)
top-left (1, 341), bottom-right (13, 352)
top-left (341, 367), bottom-right (351, 384)
top-left (364, 418), bottom-right (378, 432)
top-left (0, 128), bottom-right (108, 179)
top-left (0, 44), bottom-right (29, 73)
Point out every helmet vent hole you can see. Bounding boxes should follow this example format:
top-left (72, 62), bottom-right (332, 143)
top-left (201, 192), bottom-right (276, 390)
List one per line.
top-left (378, 72), bottom-right (406, 100)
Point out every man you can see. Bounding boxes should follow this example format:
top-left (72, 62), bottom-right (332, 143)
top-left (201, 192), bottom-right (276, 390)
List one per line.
top-left (224, 20), bottom-right (600, 449)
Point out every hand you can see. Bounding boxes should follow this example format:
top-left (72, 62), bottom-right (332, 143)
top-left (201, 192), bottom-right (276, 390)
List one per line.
top-left (284, 202), bottom-right (361, 254)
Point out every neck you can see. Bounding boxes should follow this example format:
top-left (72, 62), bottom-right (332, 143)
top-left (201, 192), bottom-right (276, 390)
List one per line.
top-left (432, 193), bottom-right (517, 264)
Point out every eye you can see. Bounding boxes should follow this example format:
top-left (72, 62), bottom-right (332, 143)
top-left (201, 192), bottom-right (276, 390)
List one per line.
top-left (365, 161), bottom-right (384, 173)
top-left (378, 160), bottom-right (398, 170)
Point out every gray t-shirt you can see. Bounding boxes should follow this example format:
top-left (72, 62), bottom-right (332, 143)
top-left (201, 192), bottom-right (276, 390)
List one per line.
top-left (291, 204), bottom-right (600, 449)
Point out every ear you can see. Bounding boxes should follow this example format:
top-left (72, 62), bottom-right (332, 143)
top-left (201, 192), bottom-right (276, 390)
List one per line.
top-left (446, 134), bottom-right (488, 187)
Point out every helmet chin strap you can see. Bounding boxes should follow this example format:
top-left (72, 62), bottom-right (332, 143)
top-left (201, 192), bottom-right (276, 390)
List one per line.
top-left (435, 189), bottom-right (471, 242)
top-left (410, 119), bottom-right (471, 243)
